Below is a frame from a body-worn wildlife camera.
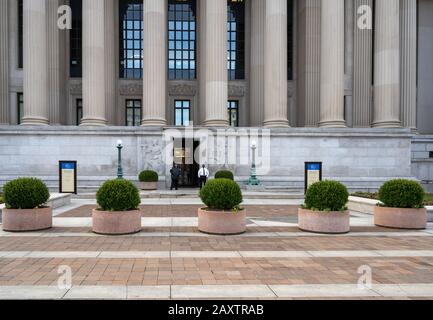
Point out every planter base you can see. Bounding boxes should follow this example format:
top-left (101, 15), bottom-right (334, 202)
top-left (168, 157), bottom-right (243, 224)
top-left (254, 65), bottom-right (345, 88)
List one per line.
top-left (140, 181), bottom-right (158, 191)
top-left (92, 209), bottom-right (142, 235)
top-left (198, 208), bottom-right (246, 235)
top-left (298, 208), bottom-right (350, 234)
top-left (374, 207), bottom-right (427, 230)
top-left (2, 207), bottom-right (53, 232)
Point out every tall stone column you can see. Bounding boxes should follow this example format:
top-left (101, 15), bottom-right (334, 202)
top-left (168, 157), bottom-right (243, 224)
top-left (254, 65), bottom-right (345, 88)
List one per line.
top-left (105, 0), bottom-right (116, 125)
top-left (319, 0), bottom-right (346, 127)
top-left (263, 0), bottom-right (289, 128)
top-left (47, 0), bottom-right (67, 125)
top-left (142, 0), bottom-right (167, 126)
top-left (353, 0), bottom-right (373, 127)
top-left (22, 0), bottom-right (49, 125)
top-left (0, 0), bottom-right (9, 125)
top-left (249, 0), bottom-right (265, 127)
top-left (373, 0), bottom-right (401, 128)
top-left (400, 0), bottom-right (417, 131)
top-left (81, 0), bottom-right (107, 126)
top-left (297, 0), bottom-right (320, 127)
top-left (203, 0), bottom-right (228, 127)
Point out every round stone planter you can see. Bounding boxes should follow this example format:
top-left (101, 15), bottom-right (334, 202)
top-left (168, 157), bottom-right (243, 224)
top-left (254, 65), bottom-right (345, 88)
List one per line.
top-left (374, 206), bottom-right (427, 230)
top-left (2, 207), bottom-right (52, 232)
top-left (298, 208), bottom-right (350, 234)
top-left (198, 208), bottom-right (246, 235)
top-left (92, 209), bottom-right (142, 235)
top-left (140, 181), bottom-right (158, 191)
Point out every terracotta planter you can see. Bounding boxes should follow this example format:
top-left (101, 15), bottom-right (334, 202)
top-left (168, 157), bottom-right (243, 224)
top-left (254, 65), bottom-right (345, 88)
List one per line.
top-left (140, 181), bottom-right (158, 191)
top-left (92, 209), bottom-right (142, 235)
top-left (2, 207), bottom-right (52, 232)
top-left (298, 208), bottom-right (350, 234)
top-left (374, 206), bottom-right (427, 230)
top-left (198, 208), bottom-right (246, 235)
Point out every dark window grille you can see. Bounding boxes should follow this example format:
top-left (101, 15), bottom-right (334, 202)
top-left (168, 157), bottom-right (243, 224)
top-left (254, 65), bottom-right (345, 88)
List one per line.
top-left (288, 0), bottom-right (294, 80)
top-left (125, 99), bottom-right (142, 126)
top-left (76, 99), bottom-right (83, 125)
top-left (227, 100), bottom-right (239, 127)
top-left (227, 0), bottom-right (245, 80)
top-left (168, 0), bottom-right (197, 80)
top-left (430, 152), bottom-right (433, 159)
top-left (119, 0), bottom-right (143, 79)
top-left (18, 0), bottom-right (23, 68)
top-left (70, 0), bottom-right (82, 78)
top-left (17, 93), bottom-right (24, 124)
top-left (174, 100), bottom-right (191, 126)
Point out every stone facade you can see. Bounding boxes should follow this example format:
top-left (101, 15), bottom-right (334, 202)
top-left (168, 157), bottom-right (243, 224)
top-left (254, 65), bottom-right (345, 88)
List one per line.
top-left (0, 0), bottom-right (432, 190)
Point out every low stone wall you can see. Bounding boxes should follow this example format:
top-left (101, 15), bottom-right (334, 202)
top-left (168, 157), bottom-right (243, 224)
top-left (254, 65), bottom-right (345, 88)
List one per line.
top-left (411, 135), bottom-right (433, 193)
top-left (348, 196), bottom-right (433, 222)
top-left (0, 126), bottom-right (414, 192)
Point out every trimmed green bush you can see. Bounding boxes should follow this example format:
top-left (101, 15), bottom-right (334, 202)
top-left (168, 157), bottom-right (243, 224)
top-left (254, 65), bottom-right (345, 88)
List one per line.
top-left (214, 170), bottom-right (234, 181)
top-left (3, 178), bottom-right (50, 209)
top-left (96, 179), bottom-right (141, 212)
top-left (199, 179), bottom-right (243, 211)
top-left (138, 170), bottom-right (159, 182)
top-left (378, 179), bottom-right (425, 209)
top-left (304, 180), bottom-right (349, 212)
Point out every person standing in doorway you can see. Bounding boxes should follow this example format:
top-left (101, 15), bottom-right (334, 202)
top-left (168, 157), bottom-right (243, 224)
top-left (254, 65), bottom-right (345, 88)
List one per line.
top-left (198, 165), bottom-right (210, 189)
top-left (170, 164), bottom-right (181, 190)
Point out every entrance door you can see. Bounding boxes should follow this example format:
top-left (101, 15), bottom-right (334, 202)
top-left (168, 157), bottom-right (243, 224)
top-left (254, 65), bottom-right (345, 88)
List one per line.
top-left (173, 139), bottom-right (200, 188)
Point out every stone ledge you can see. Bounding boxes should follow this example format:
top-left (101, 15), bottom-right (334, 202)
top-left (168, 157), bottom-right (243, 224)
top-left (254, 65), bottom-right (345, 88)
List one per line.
top-left (0, 193), bottom-right (71, 214)
top-left (348, 196), bottom-right (433, 222)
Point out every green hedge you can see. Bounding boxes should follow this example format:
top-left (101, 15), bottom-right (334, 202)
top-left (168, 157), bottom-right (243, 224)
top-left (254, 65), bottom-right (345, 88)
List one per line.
top-left (199, 179), bottom-right (243, 211)
top-left (215, 170), bottom-right (234, 180)
top-left (138, 170), bottom-right (159, 182)
top-left (378, 179), bottom-right (425, 209)
top-left (304, 180), bottom-right (349, 212)
top-left (3, 178), bottom-right (50, 209)
top-left (96, 179), bottom-right (141, 212)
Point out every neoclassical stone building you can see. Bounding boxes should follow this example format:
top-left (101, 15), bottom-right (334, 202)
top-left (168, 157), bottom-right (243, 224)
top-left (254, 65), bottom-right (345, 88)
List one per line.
top-left (0, 0), bottom-right (432, 191)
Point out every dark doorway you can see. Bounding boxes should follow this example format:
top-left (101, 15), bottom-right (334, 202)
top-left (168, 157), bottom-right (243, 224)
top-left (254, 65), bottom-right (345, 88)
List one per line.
top-left (173, 139), bottom-right (200, 188)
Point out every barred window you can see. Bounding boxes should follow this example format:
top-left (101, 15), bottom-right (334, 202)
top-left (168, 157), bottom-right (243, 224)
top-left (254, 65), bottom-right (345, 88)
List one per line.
top-left (70, 0), bottom-right (82, 78)
top-left (175, 100), bottom-right (191, 126)
top-left (17, 93), bottom-right (24, 124)
top-left (76, 99), bottom-right (83, 125)
top-left (227, 100), bottom-right (239, 127)
top-left (126, 99), bottom-right (142, 126)
top-left (168, 0), bottom-right (197, 80)
top-left (227, 0), bottom-right (245, 80)
top-left (119, 0), bottom-right (143, 79)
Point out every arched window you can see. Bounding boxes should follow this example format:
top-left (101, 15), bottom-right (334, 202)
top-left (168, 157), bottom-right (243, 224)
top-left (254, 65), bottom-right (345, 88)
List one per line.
top-left (119, 0), bottom-right (143, 79)
top-left (168, 0), bottom-right (197, 80)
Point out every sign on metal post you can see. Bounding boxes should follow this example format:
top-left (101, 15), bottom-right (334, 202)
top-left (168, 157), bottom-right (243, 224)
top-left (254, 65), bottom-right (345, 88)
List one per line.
top-left (59, 161), bottom-right (77, 194)
top-left (305, 162), bottom-right (322, 193)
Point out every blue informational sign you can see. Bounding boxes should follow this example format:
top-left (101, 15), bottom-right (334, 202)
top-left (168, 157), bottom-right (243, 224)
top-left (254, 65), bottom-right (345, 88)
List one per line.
top-left (305, 162), bottom-right (323, 193)
top-left (59, 161), bottom-right (77, 194)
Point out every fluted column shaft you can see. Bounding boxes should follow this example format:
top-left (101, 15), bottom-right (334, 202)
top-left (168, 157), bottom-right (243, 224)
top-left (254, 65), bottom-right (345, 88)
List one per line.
top-left (400, 0), bottom-right (417, 131)
top-left (105, 0), bottom-right (116, 125)
top-left (319, 0), bottom-right (346, 127)
top-left (250, 0), bottom-right (265, 127)
top-left (0, 0), bottom-right (9, 124)
top-left (373, 0), bottom-right (401, 128)
top-left (81, 0), bottom-right (107, 126)
top-left (47, 0), bottom-right (67, 125)
top-left (263, 0), bottom-right (289, 128)
top-left (203, 0), bottom-right (228, 127)
top-left (22, 0), bottom-right (49, 125)
top-left (353, 0), bottom-right (373, 127)
top-left (142, 0), bottom-right (167, 126)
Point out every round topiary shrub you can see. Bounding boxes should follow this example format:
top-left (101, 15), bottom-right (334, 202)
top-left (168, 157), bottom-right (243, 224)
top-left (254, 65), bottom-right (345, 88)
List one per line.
top-left (96, 179), bottom-right (141, 212)
top-left (138, 170), bottom-right (158, 182)
top-left (378, 179), bottom-right (425, 209)
top-left (199, 179), bottom-right (243, 211)
top-left (3, 178), bottom-right (50, 209)
top-left (214, 170), bottom-right (234, 181)
top-left (304, 180), bottom-right (349, 212)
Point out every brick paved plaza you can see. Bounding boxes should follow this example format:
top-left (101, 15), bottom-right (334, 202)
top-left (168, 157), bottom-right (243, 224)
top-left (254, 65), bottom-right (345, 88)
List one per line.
top-left (0, 199), bottom-right (433, 300)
